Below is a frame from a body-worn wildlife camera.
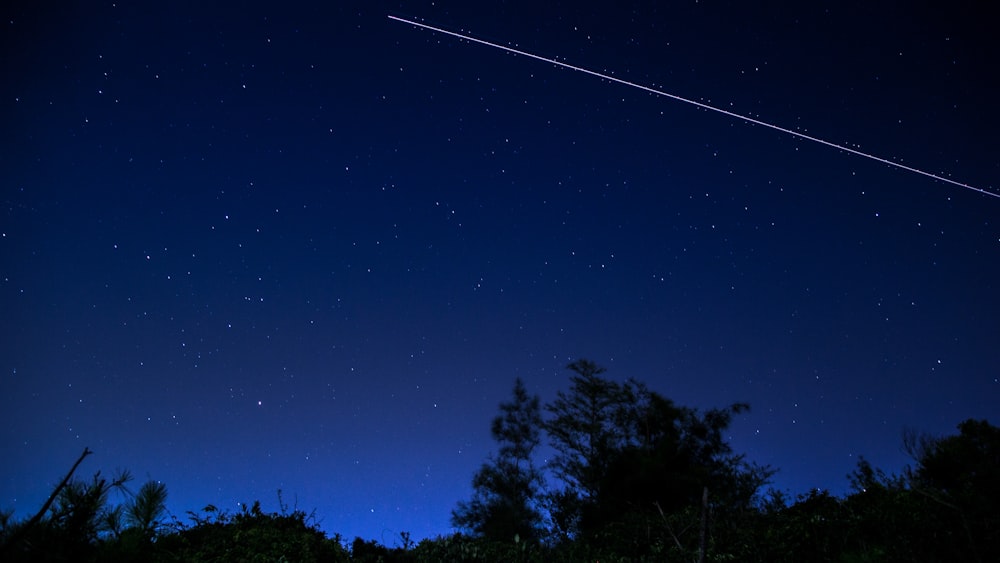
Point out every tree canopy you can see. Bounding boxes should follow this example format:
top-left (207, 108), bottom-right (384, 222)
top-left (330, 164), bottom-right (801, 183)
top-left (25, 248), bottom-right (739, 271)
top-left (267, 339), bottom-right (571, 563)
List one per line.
top-left (451, 377), bottom-right (546, 543)
top-left (2, 364), bottom-right (997, 562)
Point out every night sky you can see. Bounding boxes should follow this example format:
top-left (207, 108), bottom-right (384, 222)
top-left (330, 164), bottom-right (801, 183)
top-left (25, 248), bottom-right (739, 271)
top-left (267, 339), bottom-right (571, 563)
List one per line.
top-left (2, 0), bottom-right (998, 544)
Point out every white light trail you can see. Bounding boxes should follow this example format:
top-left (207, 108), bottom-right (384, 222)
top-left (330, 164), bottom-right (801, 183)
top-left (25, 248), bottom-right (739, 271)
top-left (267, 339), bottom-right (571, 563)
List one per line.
top-left (388, 14), bottom-right (997, 199)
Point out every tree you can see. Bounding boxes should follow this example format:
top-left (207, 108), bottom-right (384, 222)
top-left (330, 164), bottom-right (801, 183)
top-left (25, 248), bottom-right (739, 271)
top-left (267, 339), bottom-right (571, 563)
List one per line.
top-left (542, 359), bottom-right (637, 540)
top-left (452, 378), bottom-right (545, 543)
top-left (0, 464), bottom-right (132, 562)
top-left (904, 419), bottom-right (1000, 562)
top-left (0, 447), bottom-right (96, 557)
top-left (120, 479), bottom-right (168, 544)
top-left (544, 360), bottom-right (625, 502)
top-left (543, 359), bottom-right (771, 555)
top-left (750, 421), bottom-right (1000, 563)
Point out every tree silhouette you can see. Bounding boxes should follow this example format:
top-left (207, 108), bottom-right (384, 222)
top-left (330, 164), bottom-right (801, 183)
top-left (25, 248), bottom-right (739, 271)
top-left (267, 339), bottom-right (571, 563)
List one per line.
top-left (0, 462), bottom-right (132, 561)
top-left (125, 480), bottom-right (168, 540)
top-left (904, 418), bottom-right (1000, 562)
top-left (543, 359), bottom-right (771, 551)
top-left (544, 360), bottom-right (624, 502)
top-left (452, 378), bottom-right (546, 543)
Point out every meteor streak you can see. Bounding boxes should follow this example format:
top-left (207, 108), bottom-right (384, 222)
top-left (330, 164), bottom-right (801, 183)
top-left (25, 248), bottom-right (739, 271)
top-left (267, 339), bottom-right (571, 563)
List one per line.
top-left (388, 14), bottom-right (996, 199)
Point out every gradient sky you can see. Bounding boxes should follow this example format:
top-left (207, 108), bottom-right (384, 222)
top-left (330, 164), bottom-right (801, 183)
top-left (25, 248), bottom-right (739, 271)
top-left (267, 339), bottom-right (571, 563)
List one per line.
top-left (2, 0), bottom-right (997, 544)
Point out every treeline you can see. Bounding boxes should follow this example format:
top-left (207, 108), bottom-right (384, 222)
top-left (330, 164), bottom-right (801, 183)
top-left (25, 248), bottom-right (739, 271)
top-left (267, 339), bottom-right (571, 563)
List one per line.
top-left (2, 359), bottom-right (997, 562)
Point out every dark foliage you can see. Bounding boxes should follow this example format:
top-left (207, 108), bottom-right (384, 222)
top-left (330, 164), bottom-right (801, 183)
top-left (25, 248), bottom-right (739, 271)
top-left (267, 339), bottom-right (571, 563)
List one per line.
top-left (904, 419), bottom-right (1000, 562)
top-left (452, 378), bottom-right (546, 543)
top-left (2, 375), bottom-right (996, 562)
top-left (543, 359), bottom-right (772, 554)
top-left (158, 501), bottom-right (349, 562)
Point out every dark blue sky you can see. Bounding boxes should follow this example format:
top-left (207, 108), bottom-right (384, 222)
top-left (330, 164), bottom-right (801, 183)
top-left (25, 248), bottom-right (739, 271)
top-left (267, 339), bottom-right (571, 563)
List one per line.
top-left (2, 0), bottom-right (998, 543)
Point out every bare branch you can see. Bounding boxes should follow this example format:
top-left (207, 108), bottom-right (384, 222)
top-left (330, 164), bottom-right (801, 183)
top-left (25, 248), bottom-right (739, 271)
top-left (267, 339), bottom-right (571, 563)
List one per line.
top-left (1, 447), bottom-right (93, 554)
